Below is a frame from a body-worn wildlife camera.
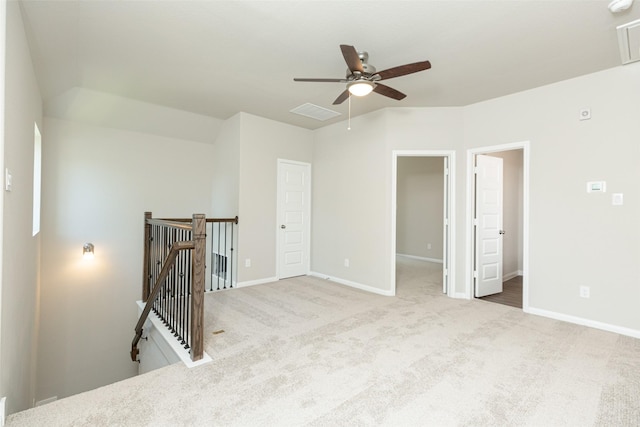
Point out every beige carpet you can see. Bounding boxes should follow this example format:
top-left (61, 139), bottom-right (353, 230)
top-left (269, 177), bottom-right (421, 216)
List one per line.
top-left (8, 257), bottom-right (640, 426)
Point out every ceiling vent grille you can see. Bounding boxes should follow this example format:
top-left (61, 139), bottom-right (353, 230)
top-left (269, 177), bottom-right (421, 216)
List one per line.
top-left (617, 19), bottom-right (640, 64)
top-left (290, 103), bottom-right (341, 121)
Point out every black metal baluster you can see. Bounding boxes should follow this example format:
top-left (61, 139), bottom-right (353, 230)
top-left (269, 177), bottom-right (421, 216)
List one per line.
top-left (223, 222), bottom-right (228, 289)
top-left (230, 221), bottom-right (234, 288)
top-left (216, 222), bottom-right (221, 290)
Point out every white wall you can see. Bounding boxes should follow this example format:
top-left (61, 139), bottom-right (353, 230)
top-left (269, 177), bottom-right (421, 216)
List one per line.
top-left (313, 108), bottom-right (463, 294)
top-left (396, 157), bottom-right (444, 260)
top-left (312, 111), bottom-right (389, 292)
top-left (313, 66), bottom-right (640, 335)
top-left (211, 114), bottom-right (240, 218)
top-left (463, 63), bottom-right (640, 332)
top-left (46, 88), bottom-right (222, 145)
top-left (1, 2), bottom-right (43, 414)
top-left (38, 117), bottom-right (216, 401)
top-left (236, 113), bottom-right (313, 283)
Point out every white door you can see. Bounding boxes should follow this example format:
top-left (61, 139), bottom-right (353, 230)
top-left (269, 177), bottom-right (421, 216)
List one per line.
top-left (474, 154), bottom-right (504, 297)
top-left (442, 157), bottom-right (449, 294)
top-left (277, 160), bottom-right (310, 279)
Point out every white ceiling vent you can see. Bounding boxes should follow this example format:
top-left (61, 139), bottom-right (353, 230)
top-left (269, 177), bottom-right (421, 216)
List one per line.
top-left (617, 19), bottom-right (640, 64)
top-left (290, 103), bottom-right (341, 121)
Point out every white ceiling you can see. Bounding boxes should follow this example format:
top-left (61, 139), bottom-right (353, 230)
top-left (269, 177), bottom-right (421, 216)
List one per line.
top-left (19, 0), bottom-right (640, 130)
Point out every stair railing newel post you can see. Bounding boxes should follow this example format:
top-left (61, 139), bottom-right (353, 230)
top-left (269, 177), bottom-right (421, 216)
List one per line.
top-left (142, 211), bottom-right (152, 302)
top-left (189, 213), bottom-right (206, 362)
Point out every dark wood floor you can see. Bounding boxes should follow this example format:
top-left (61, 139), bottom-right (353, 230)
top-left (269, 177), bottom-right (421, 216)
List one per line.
top-left (478, 275), bottom-right (523, 309)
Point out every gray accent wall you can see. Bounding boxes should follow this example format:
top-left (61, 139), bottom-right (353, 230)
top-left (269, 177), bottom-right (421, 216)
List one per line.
top-left (396, 157), bottom-right (444, 261)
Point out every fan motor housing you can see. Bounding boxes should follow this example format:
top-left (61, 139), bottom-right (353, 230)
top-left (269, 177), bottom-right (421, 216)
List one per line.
top-left (346, 51), bottom-right (377, 78)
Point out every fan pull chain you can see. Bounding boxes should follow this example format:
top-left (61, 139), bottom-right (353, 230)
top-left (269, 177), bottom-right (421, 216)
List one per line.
top-left (347, 93), bottom-right (351, 130)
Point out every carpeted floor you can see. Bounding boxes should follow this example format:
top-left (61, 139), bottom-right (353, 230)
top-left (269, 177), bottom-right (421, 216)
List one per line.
top-left (7, 257), bottom-right (640, 426)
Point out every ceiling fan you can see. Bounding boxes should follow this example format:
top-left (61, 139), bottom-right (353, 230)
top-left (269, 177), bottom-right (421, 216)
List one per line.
top-left (294, 44), bottom-right (431, 105)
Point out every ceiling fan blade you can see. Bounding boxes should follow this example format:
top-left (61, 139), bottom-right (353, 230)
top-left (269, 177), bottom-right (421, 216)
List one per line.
top-left (294, 78), bottom-right (347, 82)
top-left (340, 44), bottom-right (364, 73)
top-left (373, 83), bottom-right (406, 101)
top-left (376, 61), bottom-right (432, 80)
top-left (333, 90), bottom-right (350, 105)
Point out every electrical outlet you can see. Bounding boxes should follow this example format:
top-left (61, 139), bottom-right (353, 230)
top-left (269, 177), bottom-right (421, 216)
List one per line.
top-left (244, 259), bottom-right (251, 268)
top-left (344, 258), bottom-right (350, 267)
top-left (579, 286), bottom-right (590, 298)
top-left (427, 243), bottom-right (432, 250)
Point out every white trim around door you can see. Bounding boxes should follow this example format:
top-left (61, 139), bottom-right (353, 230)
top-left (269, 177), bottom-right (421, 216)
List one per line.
top-left (465, 141), bottom-right (530, 309)
top-left (276, 159), bottom-right (311, 279)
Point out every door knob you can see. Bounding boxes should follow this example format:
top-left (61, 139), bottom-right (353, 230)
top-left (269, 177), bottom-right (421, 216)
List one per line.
top-left (499, 230), bottom-right (506, 235)
top-left (280, 225), bottom-right (286, 229)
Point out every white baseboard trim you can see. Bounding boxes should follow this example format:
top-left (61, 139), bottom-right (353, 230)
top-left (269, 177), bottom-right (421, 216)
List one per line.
top-left (35, 396), bottom-right (57, 407)
top-left (452, 292), bottom-right (469, 299)
top-left (503, 270), bottom-right (521, 281)
top-left (309, 271), bottom-right (394, 296)
top-left (235, 276), bottom-right (278, 288)
top-left (136, 301), bottom-right (212, 368)
top-left (525, 306), bottom-right (640, 339)
top-left (396, 253), bottom-right (443, 264)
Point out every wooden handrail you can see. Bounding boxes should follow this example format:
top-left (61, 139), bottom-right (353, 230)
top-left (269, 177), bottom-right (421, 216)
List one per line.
top-left (146, 218), bottom-right (194, 230)
top-left (131, 240), bottom-right (194, 362)
top-left (160, 216), bottom-right (239, 224)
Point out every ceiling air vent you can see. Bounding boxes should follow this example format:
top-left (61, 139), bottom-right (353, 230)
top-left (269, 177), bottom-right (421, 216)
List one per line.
top-left (290, 103), bottom-right (341, 121)
top-left (617, 19), bottom-right (640, 64)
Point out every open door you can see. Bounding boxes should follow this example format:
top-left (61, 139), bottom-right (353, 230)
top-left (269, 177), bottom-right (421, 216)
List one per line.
top-left (474, 154), bottom-right (504, 297)
top-left (442, 156), bottom-right (449, 294)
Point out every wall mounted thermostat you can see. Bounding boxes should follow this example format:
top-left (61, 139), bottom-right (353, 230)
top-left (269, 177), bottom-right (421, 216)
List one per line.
top-left (587, 181), bottom-right (606, 193)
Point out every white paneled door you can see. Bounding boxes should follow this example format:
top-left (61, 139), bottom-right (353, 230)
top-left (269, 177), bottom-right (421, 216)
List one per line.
top-left (474, 154), bottom-right (504, 297)
top-left (277, 160), bottom-right (310, 279)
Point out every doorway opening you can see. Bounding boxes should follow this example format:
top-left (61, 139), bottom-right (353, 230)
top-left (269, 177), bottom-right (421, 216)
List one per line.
top-left (391, 150), bottom-right (455, 297)
top-left (466, 142), bottom-right (529, 309)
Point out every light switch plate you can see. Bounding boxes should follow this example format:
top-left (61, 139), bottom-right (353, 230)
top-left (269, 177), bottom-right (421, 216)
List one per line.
top-left (586, 181), bottom-right (606, 193)
top-left (612, 193), bottom-right (624, 206)
top-left (4, 169), bottom-right (11, 192)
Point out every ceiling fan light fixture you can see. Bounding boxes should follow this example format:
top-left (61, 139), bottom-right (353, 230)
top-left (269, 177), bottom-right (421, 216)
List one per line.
top-left (347, 80), bottom-right (375, 97)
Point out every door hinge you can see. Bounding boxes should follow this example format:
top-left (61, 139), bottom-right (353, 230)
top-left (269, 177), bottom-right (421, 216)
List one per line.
top-left (474, 166), bottom-right (478, 174)
top-left (473, 218), bottom-right (478, 226)
top-left (473, 270), bottom-right (478, 278)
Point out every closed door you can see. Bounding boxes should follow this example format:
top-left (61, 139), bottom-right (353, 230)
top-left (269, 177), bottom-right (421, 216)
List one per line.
top-left (277, 160), bottom-right (310, 279)
top-left (474, 154), bottom-right (504, 297)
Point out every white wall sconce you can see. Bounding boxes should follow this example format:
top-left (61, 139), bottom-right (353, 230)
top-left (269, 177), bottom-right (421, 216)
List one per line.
top-left (83, 243), bottom-right (95, 259)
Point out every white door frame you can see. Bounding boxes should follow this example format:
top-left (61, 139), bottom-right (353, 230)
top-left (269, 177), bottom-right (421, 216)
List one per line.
top-left (465, 141), bottom-right (530, 309)
top-left (391, 150), bottom-right (456, 297)
top-left (276, 159), bottom-right (311, 279)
